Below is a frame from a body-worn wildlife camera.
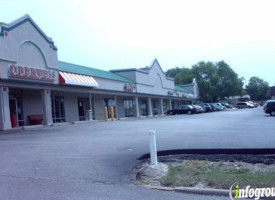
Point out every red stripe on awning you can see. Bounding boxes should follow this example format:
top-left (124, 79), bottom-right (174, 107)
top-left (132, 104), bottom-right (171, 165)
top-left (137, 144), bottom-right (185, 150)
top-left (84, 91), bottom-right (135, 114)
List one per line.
top-left (59, 72), bottom-right (99, 87)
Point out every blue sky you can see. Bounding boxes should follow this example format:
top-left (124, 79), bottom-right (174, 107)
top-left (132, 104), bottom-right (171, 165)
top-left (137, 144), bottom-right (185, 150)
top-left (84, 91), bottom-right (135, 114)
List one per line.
top-left (1, 0), bottom-right (275, 85)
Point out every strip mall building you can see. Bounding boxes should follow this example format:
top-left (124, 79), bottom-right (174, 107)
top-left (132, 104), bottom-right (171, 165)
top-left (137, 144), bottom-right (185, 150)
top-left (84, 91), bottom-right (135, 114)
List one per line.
top-left (0, 15), bottom-right (199, 131)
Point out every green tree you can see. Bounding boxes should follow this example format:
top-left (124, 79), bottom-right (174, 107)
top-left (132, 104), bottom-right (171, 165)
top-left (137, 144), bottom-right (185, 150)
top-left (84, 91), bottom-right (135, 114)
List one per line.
top-left (191, 61), bottom-right (218, 102)
top-left (166, 67), bottom-right (181, 79)
top-left (215, 61), bottom-right (244, 99)
top-left (246, 76), bottom-right (269, 101)
top-left (166, 60), bottom-right (244, 102)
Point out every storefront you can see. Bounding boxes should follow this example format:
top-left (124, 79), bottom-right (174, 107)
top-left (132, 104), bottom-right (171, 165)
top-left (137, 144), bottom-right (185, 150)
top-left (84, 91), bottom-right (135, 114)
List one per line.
top-left (0, 15), bottom-right (199, 131)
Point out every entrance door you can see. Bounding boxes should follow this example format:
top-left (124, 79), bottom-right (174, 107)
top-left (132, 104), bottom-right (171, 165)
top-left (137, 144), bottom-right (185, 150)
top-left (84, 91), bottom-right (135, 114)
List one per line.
top-left (140, 99), bottom-right (148, 116)
top-left (78, 98), bottom-right (85, 121)
top-left (124, 99), bottom-right (134, 117)
top-left (78, 98), bottom-right (90, 121)
top-left (9, 98), bottom-right (18, 127)
top-left (51, 96), bottom-right (65, 123)
top-left (9, 97), bottom-right (24, 127)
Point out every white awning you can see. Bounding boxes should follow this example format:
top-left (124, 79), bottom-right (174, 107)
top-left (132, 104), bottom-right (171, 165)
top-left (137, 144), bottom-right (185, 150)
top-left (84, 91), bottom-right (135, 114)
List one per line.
top-left (59, 72), bottom-right (99, 87)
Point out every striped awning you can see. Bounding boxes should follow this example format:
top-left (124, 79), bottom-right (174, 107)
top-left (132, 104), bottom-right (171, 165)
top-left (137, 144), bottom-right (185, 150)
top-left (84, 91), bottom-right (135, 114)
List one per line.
top-left (59, 72), bottom-right (99, 87)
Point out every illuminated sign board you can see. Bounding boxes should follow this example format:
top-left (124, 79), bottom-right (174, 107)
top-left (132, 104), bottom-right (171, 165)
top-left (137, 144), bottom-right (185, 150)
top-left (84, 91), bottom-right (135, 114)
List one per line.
top-left (8, 65), bottom-right (55, 82)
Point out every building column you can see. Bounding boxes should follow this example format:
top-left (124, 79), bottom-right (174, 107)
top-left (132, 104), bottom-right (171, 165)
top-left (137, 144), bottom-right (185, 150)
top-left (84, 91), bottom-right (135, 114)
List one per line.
top-left (114, 96), bottom-right (118, 119)
top-left (147, 97), bottom-right (153, 117)
top-left (0, 87), bottom-right (11, 130)
top-left (169, 99), bottom-right (172, 110)
top-left (88, 93), bottom-right (93, 120)
top-left (41, 89), bottom-right (53, 126)
top-left (160, 98), bottom-right (164, 115)
top-left (134, 96), bottom-right (140, 117)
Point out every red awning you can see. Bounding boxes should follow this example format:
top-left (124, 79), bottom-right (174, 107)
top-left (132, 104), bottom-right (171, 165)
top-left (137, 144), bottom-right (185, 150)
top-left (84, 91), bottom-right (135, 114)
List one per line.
top-left (59, 72), bottom-right (99, 87)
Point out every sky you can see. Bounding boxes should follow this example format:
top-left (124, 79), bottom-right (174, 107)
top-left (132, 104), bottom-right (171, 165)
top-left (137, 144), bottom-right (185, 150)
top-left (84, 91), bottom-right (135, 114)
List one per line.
top-left (1, 0), bottom-right (275, 86)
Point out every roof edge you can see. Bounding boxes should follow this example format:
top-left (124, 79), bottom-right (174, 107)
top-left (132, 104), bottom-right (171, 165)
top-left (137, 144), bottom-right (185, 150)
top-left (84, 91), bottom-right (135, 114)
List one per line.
top-left (0, 14), bottom-right (57, 50)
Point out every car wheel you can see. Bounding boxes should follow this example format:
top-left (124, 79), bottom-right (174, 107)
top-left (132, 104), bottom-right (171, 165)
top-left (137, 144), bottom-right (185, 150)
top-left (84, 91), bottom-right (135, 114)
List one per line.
top-left (188, 111), bottom-right (191, 114)
top-left (270, 111), bottom-right (275, 116)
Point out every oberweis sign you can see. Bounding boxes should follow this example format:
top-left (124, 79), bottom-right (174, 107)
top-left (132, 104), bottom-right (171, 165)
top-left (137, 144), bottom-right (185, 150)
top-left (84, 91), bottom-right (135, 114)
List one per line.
top-left (8, 65), bottom-right (55, 82)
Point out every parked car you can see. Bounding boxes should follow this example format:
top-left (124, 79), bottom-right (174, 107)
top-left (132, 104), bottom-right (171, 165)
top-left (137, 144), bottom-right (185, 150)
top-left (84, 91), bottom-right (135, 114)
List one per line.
top-left (209, 103), bottom-right (219, 111)
top-left (221, 103), bottom-right (233, 109)
top-left (215, 103), bottom-right (225, 110)
top-left (166, 105), bottom-right (196, 115)
top-left (192, 105), bottom-right (205, 113)
top-left (264, 100), bottom-right (275, 116)
top-left (264, 100), bottom-right (272, 110)
top-left (249, 101), bottom-right (258, 108)
top-left (200, 103), bottom-right (212, 112)
top-left (236, 102), bottom-right (254, 109)
top-left (247, 101), bottom-right (256, 108)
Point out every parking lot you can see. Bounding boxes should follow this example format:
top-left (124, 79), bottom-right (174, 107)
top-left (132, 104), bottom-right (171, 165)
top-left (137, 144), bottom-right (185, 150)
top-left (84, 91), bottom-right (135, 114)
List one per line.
top-left (0, 107), bottom-right (274, 200)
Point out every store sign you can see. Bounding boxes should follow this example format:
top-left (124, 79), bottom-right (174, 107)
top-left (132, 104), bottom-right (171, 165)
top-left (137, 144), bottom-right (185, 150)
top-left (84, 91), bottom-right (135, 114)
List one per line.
top-left (167, 90), bottom-right (174, 96)
top-left (124, 83), bottom-right (136, 92)
top-left (8, 65), bottom-right (55, 82)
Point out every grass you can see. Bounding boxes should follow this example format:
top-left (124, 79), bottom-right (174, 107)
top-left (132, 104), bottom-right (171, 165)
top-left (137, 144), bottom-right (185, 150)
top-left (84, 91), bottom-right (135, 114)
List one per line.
top-left (160, 160), bottom-right (275, 189)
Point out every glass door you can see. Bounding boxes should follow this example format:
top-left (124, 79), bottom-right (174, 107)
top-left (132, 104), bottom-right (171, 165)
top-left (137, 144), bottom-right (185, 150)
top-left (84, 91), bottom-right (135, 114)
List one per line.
top-left (140, 99), bottom-right (148, 116)
top-left (9, 96), bottom-right (24, 127)
top-left (78, 98), bottom-right (85, 121)
top-left (123, 99), bottom-right (134, 117)
top-left (51, 96), bottom-right (65, 123)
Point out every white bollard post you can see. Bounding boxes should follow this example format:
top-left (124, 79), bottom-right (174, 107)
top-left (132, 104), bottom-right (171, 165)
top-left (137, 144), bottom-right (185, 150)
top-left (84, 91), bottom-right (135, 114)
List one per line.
top-left (149, 130), bottom-right (158, 166)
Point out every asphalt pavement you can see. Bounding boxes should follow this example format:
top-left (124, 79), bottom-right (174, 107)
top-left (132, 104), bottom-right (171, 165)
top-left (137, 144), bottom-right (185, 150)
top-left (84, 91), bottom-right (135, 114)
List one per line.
top-left (0, 107), bottom-right (274, 200)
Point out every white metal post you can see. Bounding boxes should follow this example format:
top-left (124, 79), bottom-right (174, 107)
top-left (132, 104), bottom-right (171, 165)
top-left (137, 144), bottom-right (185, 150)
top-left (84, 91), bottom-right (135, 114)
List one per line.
top-left (149, 130), bottom-right (158, 166)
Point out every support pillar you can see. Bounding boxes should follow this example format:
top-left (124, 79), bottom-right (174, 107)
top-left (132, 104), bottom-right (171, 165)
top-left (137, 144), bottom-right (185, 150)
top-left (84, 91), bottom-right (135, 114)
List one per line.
top-left (89, 93), bottom-right (93, 120)
top-left (160, 98), bottom-right (164, 115)
top-left (41, 89), bottom-right (53, 126)
top-left (134, 96), bottom-right (140, 117)
top-left (0, 87), bottom-right (11, 130)
top-left (114, 96), bottom-right (118, 119)
top-left (169, 99), bottom-right (172, 110)
top-left (147, 97), bottom-right (153, 117)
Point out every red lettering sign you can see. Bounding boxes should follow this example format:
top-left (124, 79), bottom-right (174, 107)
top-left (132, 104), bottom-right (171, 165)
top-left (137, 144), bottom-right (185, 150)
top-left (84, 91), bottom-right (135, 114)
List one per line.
top-left (8, 65), bottom-right (55, 82)
top-left (124, 83), bottom-right (136, 92)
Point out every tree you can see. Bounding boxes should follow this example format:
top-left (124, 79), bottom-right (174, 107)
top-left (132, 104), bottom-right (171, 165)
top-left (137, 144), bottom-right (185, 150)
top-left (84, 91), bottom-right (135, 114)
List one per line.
top-left (246, 76), bottom-right (269, 101)
top-left (166, 67), bottom-right (181, 79)
top-left (191, 61), bottom-right (218, 102)
top-left (215, 61), bottom-right (244, 99)
top-left (166, 60), bottom-right (244, 102)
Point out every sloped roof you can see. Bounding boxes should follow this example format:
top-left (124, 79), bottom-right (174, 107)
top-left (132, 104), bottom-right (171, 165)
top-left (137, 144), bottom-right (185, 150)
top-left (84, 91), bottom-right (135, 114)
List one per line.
top-left (0, 14), bottom-right (57, 50)
top-left (180, 85), bottom-right (194, 93)
top-left (58, 61), bottom-right (134, 83)
top-left (174, 85), bottom-right (191, 93)
top-left (111, 59), bottom-right (174, 81)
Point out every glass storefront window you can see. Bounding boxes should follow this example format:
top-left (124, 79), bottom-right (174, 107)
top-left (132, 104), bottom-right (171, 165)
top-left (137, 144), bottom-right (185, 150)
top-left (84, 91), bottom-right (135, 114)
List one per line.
top-left (140, 99), bottom-right (147, 116)
top-left (152, 99), bottom-right (159, 115)
top-left (124, 99), bottom-right (134, 117)
top-left (51, 96), bottom-right (65, 123)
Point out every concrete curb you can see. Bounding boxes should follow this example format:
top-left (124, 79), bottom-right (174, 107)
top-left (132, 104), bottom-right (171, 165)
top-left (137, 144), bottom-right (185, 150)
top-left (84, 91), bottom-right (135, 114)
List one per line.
top-left (22, 125), bottom-right (44, 129)
top-left (174, 187), bottom-right (230, 196)
top-left (72, 120), bottom-right (99, 124)
top-left (141, 183), bottom-right (230, 197)
top-left (132, 164), bottom-right (231, 197)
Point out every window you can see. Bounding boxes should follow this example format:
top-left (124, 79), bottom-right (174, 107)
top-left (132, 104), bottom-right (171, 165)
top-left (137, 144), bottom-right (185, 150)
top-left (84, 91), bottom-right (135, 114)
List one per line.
top-left (51, 96), bottom-right (65, 123)
top-left (124, 99), bottom-right (134, 117)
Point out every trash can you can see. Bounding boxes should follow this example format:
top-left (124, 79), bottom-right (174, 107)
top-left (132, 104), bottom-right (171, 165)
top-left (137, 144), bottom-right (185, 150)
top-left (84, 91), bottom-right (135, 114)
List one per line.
top-left (11, 114), bottom-right (17, 128)
top-left (85, 110), bottom-right (93, 120)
